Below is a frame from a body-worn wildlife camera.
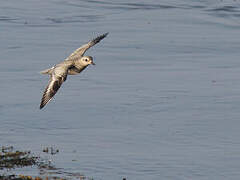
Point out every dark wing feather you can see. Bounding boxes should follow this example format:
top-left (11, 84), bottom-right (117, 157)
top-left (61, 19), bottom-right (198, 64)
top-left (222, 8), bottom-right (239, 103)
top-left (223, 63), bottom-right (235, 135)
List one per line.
top-left (40, 76), bottom-right (65, 109)
top-left (66, 32), bottom-right (108, 60)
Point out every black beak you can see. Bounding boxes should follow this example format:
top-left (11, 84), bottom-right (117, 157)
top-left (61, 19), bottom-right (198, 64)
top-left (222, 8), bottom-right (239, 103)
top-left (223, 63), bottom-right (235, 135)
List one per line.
top-left (91, 61), bottom-right (96, 65)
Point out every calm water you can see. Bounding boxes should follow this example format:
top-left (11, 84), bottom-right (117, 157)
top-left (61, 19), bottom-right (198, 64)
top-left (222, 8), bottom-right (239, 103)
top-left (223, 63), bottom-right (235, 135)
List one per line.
top-left (1, 0), bottom-right (240, 179)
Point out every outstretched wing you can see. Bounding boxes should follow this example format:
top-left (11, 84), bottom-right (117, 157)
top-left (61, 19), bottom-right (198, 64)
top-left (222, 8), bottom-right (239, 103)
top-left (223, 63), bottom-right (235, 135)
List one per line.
top-left (65, 32), bottom-right (108, 60)
top-left (40, 74), bottom-right (67, 109)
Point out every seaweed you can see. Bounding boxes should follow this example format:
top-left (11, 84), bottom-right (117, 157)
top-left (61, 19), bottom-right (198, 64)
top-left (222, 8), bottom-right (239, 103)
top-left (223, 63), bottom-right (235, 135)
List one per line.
top-left (0, 146), bottom-right (38, 170)
top-left (0, 146), bottom-right (90, 180)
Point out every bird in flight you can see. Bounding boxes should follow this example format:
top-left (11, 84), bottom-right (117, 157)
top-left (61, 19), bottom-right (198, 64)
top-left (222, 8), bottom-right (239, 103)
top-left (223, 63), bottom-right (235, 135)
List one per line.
top-left (39, 33), bottom-right (108, 109)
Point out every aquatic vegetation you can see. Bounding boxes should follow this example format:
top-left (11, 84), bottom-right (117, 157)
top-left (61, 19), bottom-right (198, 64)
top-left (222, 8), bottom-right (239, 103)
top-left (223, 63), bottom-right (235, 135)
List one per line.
top-left (0, 146), bottom-right (38, 170)
top-left (42, 147), bottom-right (59, 155)
top-left (0, 174), bottom-right (69, 180)
top-left (0, 146), bottom-right (90, 180)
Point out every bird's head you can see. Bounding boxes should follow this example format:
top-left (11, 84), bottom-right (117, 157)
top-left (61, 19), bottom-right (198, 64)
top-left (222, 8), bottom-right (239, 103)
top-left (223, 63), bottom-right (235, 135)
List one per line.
top-left (80, 56), bottom-right (95, 66)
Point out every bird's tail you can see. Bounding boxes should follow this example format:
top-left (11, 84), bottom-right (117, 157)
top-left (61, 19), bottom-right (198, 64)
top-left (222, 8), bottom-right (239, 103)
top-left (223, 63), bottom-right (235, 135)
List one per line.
top-left (40, 67), bottom-right (54, 74)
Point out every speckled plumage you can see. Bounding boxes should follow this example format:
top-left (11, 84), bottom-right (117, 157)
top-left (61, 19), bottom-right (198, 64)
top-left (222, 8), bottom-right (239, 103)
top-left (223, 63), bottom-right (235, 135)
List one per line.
top-left (40, 33), bottom-right (108, 109)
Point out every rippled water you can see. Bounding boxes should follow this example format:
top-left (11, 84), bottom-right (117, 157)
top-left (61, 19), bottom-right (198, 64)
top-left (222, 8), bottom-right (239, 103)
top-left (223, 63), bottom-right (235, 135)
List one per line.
top-left (1, 0), bottom-right (240, 179)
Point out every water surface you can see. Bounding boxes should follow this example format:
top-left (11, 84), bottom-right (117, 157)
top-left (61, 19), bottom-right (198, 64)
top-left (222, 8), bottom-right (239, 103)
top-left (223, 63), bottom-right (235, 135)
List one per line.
top-left (1, 0), bottom-right (240, 179)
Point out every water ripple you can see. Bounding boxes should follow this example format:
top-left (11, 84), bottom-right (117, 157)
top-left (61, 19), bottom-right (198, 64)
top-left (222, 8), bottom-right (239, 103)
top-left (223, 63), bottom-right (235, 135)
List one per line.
top-left (206, 5), bottom-right (239, 13)
top-left (201, 3), bottom-right (240, 27)
top-left (0, 16), bottom-right (18, 21)
top-left (66, 0), bottom-right (178, 11)
top-left (46, 15), bottom-right (103, 24)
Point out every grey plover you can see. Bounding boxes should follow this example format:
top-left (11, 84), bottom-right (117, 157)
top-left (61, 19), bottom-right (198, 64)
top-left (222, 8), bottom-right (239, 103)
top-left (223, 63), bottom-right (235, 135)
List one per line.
top-left (40, 33), bottom-right (108, 109)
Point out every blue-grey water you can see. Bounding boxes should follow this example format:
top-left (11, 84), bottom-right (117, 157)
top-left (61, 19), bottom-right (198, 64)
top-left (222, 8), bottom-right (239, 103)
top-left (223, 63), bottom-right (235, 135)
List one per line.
top-left (1, 0), bottom-right (240, 179)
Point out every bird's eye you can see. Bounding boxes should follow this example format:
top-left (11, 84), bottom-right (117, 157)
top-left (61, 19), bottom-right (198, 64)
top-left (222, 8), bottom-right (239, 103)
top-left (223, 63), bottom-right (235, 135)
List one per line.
top-left (85, 59), bottom-right (88, 62)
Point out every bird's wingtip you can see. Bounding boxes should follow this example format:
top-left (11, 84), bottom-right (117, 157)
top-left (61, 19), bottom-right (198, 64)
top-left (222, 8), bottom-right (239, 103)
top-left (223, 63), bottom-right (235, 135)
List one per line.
top-left (39, 104), bottom-right (44, 109)
top-left (102, 32), bottom-right (109, 38)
